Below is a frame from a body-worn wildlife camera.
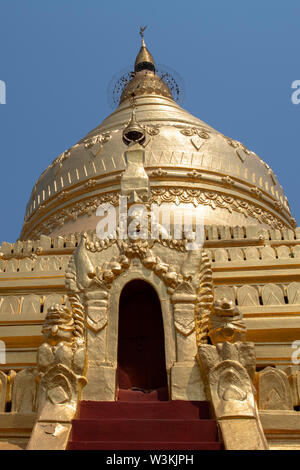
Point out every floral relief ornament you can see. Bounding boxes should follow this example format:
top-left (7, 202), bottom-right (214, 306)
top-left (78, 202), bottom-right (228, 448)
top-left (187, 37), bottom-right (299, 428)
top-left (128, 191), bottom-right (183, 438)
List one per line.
top-left (84, 133), bottom-right (111, 157)
top-left (25, 184), bottom-right (291, 240)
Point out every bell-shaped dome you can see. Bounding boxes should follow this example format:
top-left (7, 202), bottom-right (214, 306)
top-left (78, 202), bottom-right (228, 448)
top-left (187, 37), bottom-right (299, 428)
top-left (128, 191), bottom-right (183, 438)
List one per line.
top-left (20, 38), bottom-right (296, 240)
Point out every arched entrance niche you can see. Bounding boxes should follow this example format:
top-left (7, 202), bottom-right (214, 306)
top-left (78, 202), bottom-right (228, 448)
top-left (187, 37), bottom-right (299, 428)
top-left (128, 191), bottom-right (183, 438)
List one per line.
top-left (117, 280), bottom-right (168, 395)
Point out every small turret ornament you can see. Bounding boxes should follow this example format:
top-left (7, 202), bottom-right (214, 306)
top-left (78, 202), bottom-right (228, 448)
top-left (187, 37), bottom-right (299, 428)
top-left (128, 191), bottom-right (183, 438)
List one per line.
top-left (122, 93), bottom-right (146, 146)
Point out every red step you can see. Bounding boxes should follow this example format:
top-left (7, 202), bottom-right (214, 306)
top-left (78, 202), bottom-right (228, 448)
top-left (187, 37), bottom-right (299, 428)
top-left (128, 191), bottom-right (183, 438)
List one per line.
top-left (71, 418), bottom-right (218, 442)
top-left (78, 400), bottom-right (210, 420)
top-left (68, 441), bottom-right (223, 450)
top-left (67, 400), bottom-right (222, 451)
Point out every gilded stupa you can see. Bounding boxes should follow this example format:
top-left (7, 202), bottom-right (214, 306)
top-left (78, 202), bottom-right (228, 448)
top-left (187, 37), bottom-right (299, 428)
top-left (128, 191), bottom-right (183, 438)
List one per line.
top-left (0, 31), bottom-right (300, 451)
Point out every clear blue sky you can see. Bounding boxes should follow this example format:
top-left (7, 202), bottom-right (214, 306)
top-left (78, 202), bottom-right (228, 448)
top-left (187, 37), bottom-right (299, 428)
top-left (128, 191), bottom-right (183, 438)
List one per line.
top-left (0, 0), bottom-right (299, 242)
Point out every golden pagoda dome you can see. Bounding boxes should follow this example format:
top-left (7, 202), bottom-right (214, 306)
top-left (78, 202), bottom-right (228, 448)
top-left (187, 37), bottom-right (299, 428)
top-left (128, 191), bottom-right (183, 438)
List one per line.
top-left (20, 36), bottom-right (296, 241)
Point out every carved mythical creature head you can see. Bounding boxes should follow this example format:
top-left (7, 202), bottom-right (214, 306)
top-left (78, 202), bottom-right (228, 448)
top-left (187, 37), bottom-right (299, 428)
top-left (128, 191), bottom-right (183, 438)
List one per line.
top-left (213, 298), bottom-right (239, 317)
top-left (42, 304), bottom-right (74, 345)
top-left (209, 297), bottom-right (246, 344)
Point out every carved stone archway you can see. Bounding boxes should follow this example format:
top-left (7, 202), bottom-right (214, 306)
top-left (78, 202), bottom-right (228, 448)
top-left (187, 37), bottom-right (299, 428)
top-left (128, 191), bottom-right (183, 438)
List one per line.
top-left (65, 232), bottom-right (209, 402)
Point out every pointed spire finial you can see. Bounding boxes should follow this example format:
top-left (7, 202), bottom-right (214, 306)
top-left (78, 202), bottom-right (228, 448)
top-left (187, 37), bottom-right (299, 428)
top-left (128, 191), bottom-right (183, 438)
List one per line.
top-left (135, 26), bottom-right (155, 73)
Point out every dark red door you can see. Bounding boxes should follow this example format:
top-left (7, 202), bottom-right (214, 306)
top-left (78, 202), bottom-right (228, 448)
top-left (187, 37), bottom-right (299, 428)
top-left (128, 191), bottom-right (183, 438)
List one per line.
top-left (117, 280), bottom-right (168, 391)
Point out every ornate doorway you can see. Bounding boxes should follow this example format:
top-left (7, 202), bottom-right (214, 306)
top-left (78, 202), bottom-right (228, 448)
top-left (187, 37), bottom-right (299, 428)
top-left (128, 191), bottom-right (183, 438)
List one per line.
top-left (117, 280), bottom-right (168, 393)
